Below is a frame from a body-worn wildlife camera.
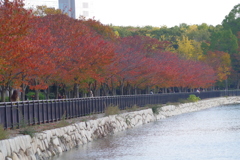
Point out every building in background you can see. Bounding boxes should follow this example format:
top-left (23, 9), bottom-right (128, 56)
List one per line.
top-left (24, 0), bottom-right (94, 19)
top-left (59, 0), bottom-right (75, 18)
top-left (75, 0), bottom-right (94, 19)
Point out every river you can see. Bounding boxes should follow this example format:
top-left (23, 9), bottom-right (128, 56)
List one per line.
top-left (52, 104), bottom-right (240, 160)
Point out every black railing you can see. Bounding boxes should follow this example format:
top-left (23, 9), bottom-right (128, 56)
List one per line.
top-left (0, 90), bottom-right (239, 129)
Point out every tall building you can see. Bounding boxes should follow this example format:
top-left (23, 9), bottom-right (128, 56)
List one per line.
top-left (59, 0), bottom-right (75, 19)
top-left (24, 0), bottom-right (94, 19)
top-left (75, 0), bottom-right (94, 19)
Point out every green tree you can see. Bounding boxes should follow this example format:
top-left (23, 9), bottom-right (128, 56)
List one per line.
top-left (222, 3), bottom-right (240, 36)
top-left (209, 29), bottom-right (238, 54)
top-left (186, 24), bottom-right (211, 42)
top-left (111, 26), bottom-right (135, 37)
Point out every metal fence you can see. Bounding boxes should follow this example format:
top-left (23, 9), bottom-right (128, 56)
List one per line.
top-left (0, 90), bottom-right (239, 129)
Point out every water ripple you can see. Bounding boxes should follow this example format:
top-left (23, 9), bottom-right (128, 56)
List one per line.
top-left (52, 104), bottom-right (240, 160)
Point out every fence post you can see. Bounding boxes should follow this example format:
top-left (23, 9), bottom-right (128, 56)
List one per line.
top-left (38, 100), bottom-right (40, 124)
top-left (4, 103), bottom-right (8, 129)
top-left (42, 100), bottom-right (45, 123)
top-left (17, 102), bottom-right (20, 128)
top-left (10, 103), bottom-right (14, 128)
top-left (28, 100), bottom-right (30, 125)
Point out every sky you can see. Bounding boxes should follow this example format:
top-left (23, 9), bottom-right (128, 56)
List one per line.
top-left (93, 0), bottom-right (240, 28)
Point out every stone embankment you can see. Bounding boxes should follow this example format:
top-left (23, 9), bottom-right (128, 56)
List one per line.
top-left (155, 96), bottom-right (240, 120)
top-left (0, 96), bottom-right (240, 160)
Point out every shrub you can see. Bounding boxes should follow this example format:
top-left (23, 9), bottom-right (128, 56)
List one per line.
top-left (145, 104), bottom-right (161, 114)
top-left (105, 105), bottom-right (120, 116)
top-left (187, 94), bottom-right (201, 102)
top-left (0, 96), bottom-right (10, 102)
top-left (144, 104), bottom-right (162, 114)
top-left (19, 127), bottom-right (36, 138)
top-left (26, 91), bottom-right (45, 100)
top-left (0, 125), bottom-right (9, 140)
top-left (151, 105), bottom-right (160, 114)
top-left (49, 93), bottom-right (55, 99)
top-left (152, 106), bottom-right (159, 114)
top-left (17, 116), bottom-right (36, 137)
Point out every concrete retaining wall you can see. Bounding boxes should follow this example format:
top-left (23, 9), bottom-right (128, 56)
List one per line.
top-left (0, 96), bottom-right (240, 160)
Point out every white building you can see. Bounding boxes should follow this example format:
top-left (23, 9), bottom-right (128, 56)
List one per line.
top-left (23, 0), bottom-right (94, 19)
top-left (75, 0), bottom-right (94, 19)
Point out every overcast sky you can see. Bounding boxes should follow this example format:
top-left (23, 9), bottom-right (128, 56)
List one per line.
top-left (93, 0), bottom-right (240, 27)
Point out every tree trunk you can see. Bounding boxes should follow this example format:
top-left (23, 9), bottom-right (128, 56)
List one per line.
top-left (55, 84), bottom-right (59, 99)
top-left (1, 90), bottom-right (5, 102)
top-left (126, 83), bottom-right (131, 95)
top-left (177, 87), bottom-right (182, 93)
top-left (95, 88), bottom-right (100, 97)
top-left (110, 78), bottom-right (116, 96)
top-left (164, 88), bottom-right (167, 93)
top-left (21, 83), bottom-right (28, 101)
top-left (134, 87), bottom-right (137, 95)
top-left (1, 86), bottom-right (7, 102)
top-left (67, 91), bottom-right (71, 99)
top-left (73, 83), bottom-right (79, 98)
top-left (119, 80), bottom-right (124, 95)
top-left (101, 83), bottom-right (107, 96)
top-left (45, 87), bottom-right (50, 100)
top-left (8, 87), bottom-right (12, 102)
top-left (35, 89), bottom-right (39, 100)
top-left (225, 79), bottom-right (228, 90)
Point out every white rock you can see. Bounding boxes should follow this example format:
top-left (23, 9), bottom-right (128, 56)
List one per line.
top-left (38, 140), bottom-right (46, 151)
top-left (0, 139), bottom-right (11, 157)
top-left (51, 129), bottom-right (56, 136)
top-left (9, 139), bottom-right (19, 153)
top-left (43, 130), bottom-right (52, 143)
top-left (43, 138), bottom-right (49, 149)
top-left (57, 146), bottom-right (62, 153)
top-left (77, 122), bottom-right (87, 130)
top-left (36, 148), bottom-right (41, 156)
top-left (26, 148), bottom-right (34, 157)
top-left (12, 153), bottom-right (20, 160)
top-left (0, 152), bottom-right (4, 160)
top-left (30, 140), bottom-right (37, 154)
top-left (17, 137), bottom-right (26, 152)
top-left (54, 128), bottom-right (61, 137)
top-left (52, 136), bottom-right (60, 146)
top-left (85, 130), bottom-right (92, 142)
top-left (129, 118), bottom-right (136, 127)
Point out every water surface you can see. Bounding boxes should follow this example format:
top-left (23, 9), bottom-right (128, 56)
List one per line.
top-left (53, 104), bottom-right (240, 160)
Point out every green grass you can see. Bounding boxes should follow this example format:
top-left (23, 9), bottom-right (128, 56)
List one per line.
top-left (105, 105), bottom-right (120, 116)
top-left (0, 125), bottom-right (9, 140)
top-left (126, 105), bottom-right (139, 112)
top-left (19, 127), bottom-right (36, 138)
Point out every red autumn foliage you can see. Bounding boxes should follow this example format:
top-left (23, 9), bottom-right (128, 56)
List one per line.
top-left (0, 0), bottom-right (219, 100)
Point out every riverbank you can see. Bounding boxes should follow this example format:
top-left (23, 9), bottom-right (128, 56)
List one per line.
top-left (0, 96), bottom-right (240, 160)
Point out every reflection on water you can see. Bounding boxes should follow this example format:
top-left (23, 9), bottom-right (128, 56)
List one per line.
top-left (53, 104), bottom-right (240, 160)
